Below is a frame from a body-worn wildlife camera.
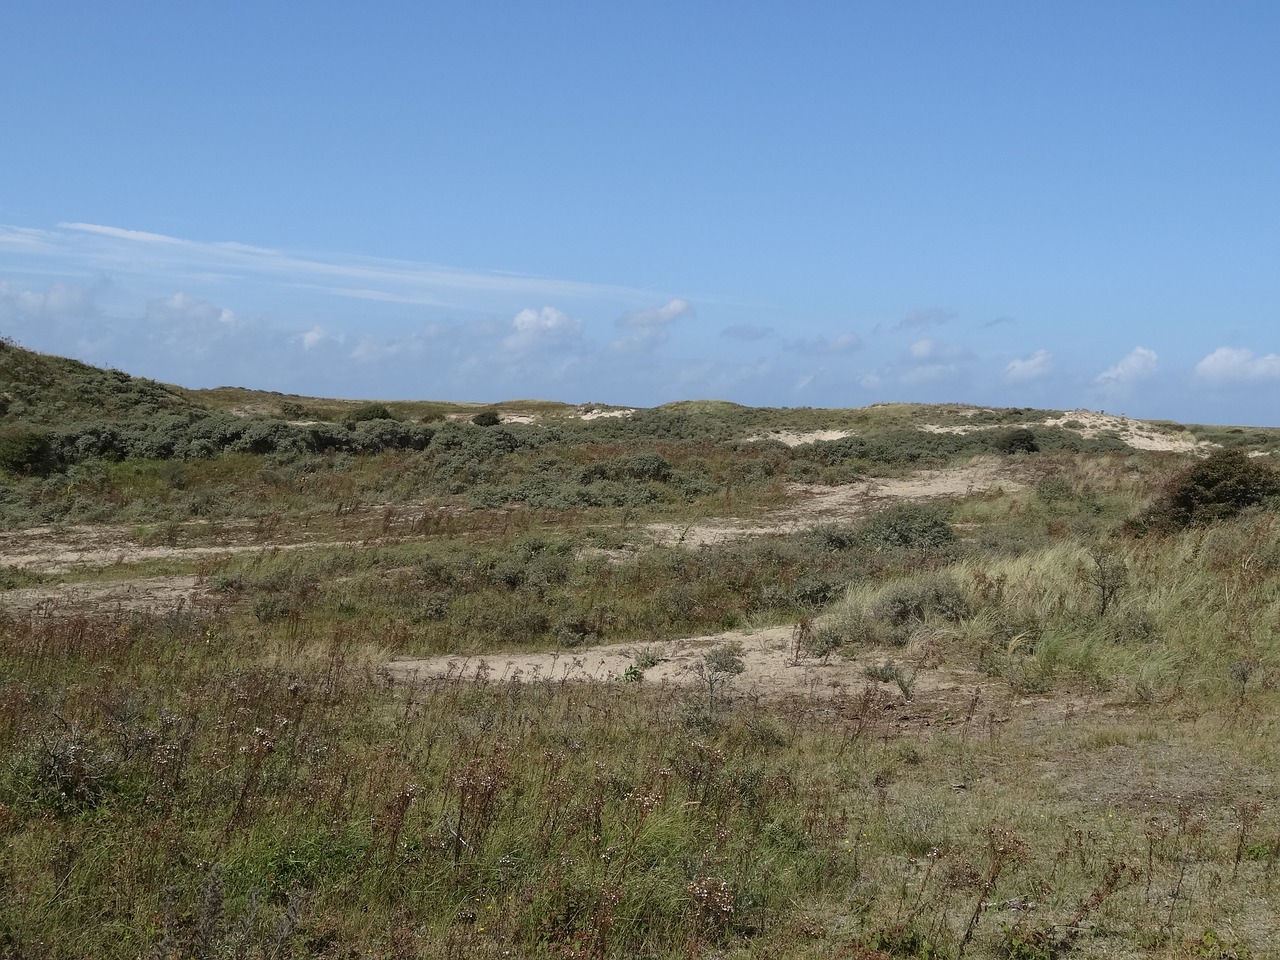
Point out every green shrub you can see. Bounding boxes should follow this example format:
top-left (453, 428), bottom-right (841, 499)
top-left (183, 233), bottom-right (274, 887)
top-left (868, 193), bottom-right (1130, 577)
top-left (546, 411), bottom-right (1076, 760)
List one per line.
top-left (805, 525), bottom-right (859, 552)
top-left (472, 410), bottom-right (501, 427)
top-left (1138, 449), bottom-right (1280, 531)
top-left (344, 403), bottom-right (395, 423)
top-left (859, 503), bottom-right (956, 550)
top-left (994, 427), bottom-right (1039, 454)
top-left (0, 427), bottom-right (53, 474)
top-left (620, 453), bottom-right (672, 482)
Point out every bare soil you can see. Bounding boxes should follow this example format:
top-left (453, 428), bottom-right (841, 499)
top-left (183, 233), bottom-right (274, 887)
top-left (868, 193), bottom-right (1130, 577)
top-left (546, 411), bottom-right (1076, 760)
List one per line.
top-left (387, 623), bottom-right (1002, 719)
top-left (0, 520), bottom-right (395, 576)
top-left (919, 409), bottom-right (1207, 454)
top-left (2, 574), bottom-right (209, 617)
top-left (647, 459), bottom-right (1022, 546)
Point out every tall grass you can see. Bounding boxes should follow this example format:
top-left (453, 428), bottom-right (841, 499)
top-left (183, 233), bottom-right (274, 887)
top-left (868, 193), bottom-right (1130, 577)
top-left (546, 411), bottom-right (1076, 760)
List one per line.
top-left (4, 599), bottom-right (1279, 957)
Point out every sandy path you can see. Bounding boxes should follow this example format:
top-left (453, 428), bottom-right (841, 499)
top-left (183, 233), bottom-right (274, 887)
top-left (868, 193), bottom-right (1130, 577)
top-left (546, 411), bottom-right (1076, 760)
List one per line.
top-left (648, 460), bottom-right (1021, 547)
top-left (0, 522), bottom-right (383, 575)
top-left (1, 574), bottom-right (208, 617)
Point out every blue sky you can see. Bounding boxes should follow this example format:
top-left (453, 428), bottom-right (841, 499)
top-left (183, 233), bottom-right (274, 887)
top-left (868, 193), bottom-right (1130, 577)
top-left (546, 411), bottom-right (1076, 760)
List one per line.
top-left (2, 2), bottom-right (1279, 425)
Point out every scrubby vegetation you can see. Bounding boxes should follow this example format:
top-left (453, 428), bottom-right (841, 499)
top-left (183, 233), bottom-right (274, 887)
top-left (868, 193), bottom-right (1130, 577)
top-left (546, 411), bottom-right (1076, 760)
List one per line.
top-left (1135, 447), bottom-right (1280, 532)
top-left (3, 341), bottom-right (1280, 958)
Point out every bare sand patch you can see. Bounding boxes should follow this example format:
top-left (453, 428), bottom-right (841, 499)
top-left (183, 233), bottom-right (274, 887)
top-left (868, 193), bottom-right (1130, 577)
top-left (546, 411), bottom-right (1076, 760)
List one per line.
top-left (745, 429), bottom-right (853, 446)
top-left (577, 407), bottom-right (636, 421)
top-left (0, 523), bottom-right (371, 575)
top-left (647, 460), bottom-right (1020, 547)
top-left (920, 410), bottom-right (1207, 454)
top-left (1043, 410), bottom-right (1206, 453)
top-left (386, 623), bottom-right (993, 709)
top-left (2, 574), bottom-right (208, 617)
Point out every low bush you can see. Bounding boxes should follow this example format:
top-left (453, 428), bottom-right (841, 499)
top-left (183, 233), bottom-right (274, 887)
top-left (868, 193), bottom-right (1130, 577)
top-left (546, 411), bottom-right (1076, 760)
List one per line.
top-left (858, 503), bottom-right (956, 550)
top-left (872, 571), bottom-right (969, 627)
top-left (343, 403), bottom-right (396, 424)
top-left (1136, 448), bottom-right (1280, 531)
top-left (993, 427), bottom-right (1039, 454)
top-left (0, 427), bottom-right (53, 475)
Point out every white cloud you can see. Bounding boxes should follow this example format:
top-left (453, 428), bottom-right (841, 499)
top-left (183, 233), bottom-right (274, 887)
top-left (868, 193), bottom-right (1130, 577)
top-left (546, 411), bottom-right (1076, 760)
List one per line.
top-left (0, 225), bottom-right (58, 252)
top-left (1094, 346), bottom-right (1158, 386)
top-left (350, 337), bottom-right (406, 363)
top-left (340, 321), bottom-right (486, 368)
top-left (618, 297), bottom-right (692, 330)
top-left (0, 280), bottom-right (107, 358)
top-left (830, 332), bottom-right (861, 352)
top-left (298, 326), bottom-right (344, 351)
top-left (1194, 347), bottom-right (1280, 385)
top-left (1004, 348), bottom-right (1053, 382)
top-left (869, 338), bottom-right (975, 387)
top-left (908, 338), bottom-right (970, 364)
top-left (325, 287), bottom-right (450, 307)
top-left (24, 221), bottom-right (662, 308)
top-left (140, 292), bottom-right (250, 360)
top-left (0, 279), bottom-right (97, 325)
top-left (504, 306), bottom-right (583, 352)
top-left (61, 222), bottom-right (185, 245)
top-left (611, 298), bottom-right (693, 352)
top-left (146, 292), bottom-right (238, 328)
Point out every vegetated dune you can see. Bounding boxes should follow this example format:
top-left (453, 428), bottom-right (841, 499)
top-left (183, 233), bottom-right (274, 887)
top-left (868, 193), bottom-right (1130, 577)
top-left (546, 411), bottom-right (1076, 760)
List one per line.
top-left (7, 342), bottom-right (1280, 959)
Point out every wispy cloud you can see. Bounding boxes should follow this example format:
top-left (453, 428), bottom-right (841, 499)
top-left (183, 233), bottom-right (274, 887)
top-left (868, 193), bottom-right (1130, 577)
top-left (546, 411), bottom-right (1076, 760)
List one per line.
top-left (1194, 347), bottom-right (1280, 385)
top-left (11, 221), bottom-right (663, 310)
top-left (0, 279), bottom-right (99, 325)
top-left (1004, 348), bottom-right (1053, 382)
top-left (852, 337), bottom-right (973, 390)
top-left (908, 338), bottom-right (970, 364)
top-left (323, 287), bottom-right (451, 307)
top-left (62, 222), bottom-right (186, 245)
top-left (897, 338), bottom-right (972, 385)
top-left (610, 297), bottom-right (693, 352)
